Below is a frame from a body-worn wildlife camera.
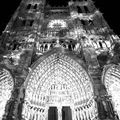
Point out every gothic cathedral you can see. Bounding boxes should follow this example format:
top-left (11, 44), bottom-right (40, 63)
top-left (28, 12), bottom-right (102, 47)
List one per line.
top-left (0, 0), bottom-right (120, 120)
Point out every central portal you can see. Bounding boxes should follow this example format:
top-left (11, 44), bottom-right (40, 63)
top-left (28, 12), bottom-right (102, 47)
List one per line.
top-left (48, 106), bottom-right (72, 120)
top-left (22, 52), bottom-right (98, 120)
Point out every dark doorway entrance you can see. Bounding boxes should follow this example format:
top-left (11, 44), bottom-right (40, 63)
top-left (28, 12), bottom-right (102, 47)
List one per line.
top-left (48, 107), bottom-right (58, 120)
top-left (62, 106), bottom-right (72, 120)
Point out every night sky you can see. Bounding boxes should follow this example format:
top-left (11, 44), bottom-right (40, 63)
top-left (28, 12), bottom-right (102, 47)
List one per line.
top-left (0, 0), bottom-right (120, 35)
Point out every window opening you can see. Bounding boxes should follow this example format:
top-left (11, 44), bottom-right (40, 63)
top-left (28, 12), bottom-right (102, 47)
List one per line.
top-left (33, 4), bottom-right (37, 9)
top-left (77, 6), bottom-right (82, 13)
top-left (84, 6), bottom-right (89, 13)
top-left (26, 4), bottom-right (31, 10)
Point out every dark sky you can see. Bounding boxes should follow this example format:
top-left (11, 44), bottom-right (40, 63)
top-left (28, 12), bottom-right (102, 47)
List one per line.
top-left (0, 0), bottom-right (119, 35)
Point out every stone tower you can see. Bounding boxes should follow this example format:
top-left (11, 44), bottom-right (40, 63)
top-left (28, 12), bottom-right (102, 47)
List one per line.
top-left (0, 0), bottom-right (120, 120)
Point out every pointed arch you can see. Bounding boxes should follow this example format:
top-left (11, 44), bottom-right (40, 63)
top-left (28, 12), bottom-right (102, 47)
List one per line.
top-left (102, 64), bottom-right (120, 119)
top-left (22, 52), bottom-right (98, 120)
top-left (0, 68), bottom-right (14, 119)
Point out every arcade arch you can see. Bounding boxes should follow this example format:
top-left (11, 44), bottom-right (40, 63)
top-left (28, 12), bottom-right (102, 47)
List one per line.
top-left (22, 52), bottom-right (98, 120)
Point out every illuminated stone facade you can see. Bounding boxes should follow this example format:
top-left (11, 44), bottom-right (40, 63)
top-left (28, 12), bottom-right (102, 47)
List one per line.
top-left (21, 51), bottom-right (98, 120)
top-left (0, 0), bottom-right (120, 120)
top-left (102, 65), bottom-right (120, 119)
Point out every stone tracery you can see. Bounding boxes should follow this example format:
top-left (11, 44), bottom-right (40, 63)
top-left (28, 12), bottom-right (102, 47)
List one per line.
top-left (103, 65), bottom-right (120, 119)
top-left (22, 53), bottom-right (98, 120)
top-left (0, 68), bottom-right (14, 120)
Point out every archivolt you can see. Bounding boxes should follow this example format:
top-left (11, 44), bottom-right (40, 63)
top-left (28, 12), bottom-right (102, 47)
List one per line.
top-left (24, 53), bottom-right (94, 105)
top-left (102, 64), bottom-right (120, 119)
top-left (22, 52), bottom-right (98, 120)
top-left (0, 68), bottom-right (14, 119)
top-left (102, 65), bottom-right (120, 95)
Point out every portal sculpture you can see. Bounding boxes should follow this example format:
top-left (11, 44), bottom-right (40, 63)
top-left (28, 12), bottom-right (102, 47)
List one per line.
top-left (102, 65), bottom-right (120, 119)
top-left (21, 52), bottom-right (98, 120)
top-left (0, 68), bottom-right (14, 119)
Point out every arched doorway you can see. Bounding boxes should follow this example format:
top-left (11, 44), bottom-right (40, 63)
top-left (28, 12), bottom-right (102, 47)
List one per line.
top-left (21, 52), bottom-right (98, 120)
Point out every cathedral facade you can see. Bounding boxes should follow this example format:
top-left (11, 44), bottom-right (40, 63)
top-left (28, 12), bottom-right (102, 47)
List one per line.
top-left (0, 0), bottom-right (120, 120)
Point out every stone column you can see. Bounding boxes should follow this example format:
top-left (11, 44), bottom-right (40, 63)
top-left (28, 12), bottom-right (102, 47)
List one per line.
top-left (45, 106), bottom-right (49, 120)
top-left (58, 106), bottom-right (62, 120)
top-left (70, 106), bottom-right (74, 120)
